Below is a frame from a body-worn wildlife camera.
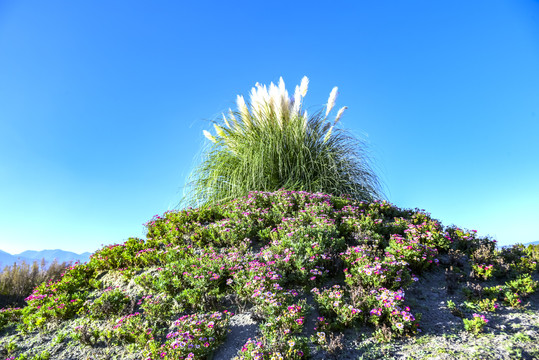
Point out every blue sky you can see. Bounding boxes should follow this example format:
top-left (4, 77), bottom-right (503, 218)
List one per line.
top-left (1, 0), bottom-right (538, 254)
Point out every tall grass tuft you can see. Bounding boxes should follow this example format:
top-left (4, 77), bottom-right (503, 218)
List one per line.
top-left (185, 76), bottom-right (382, 207)
top-left (0, 259), bottom-right (68, 308)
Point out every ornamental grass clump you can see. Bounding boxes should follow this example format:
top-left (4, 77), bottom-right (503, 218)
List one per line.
top-left (186, 77), bottom-right (382, 207)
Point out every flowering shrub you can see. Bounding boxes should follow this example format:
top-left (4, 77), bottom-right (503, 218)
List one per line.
top-left (446, 227), bottom-right (495, 256)
top-left (463, 313), bottom-right (489, 334)
top-left (89, 237), bottom-right (149, 270)
top-left (311, 286), bottom-right (362, 328)
top-left (387, 233), bottom-right (439, 273)
top-left (0, 307), bottom-right (22, 331)
top-left (477, 298), bottom-right (499, 312)
top-left (257, 302), bottom-right (309, 358)
top-left (342, 246), bottom-right (413, 291)
top-left (228, 255), bottom-right (287, 308)
top-left (235, 337), bottom-right (266, 360)
top-left (21, 285), bottom-right (87, 331)
top-left (364, 288), bottom-right (420, 338)
top-left (266, 217), bottom-right (341, 284)
top-left (143, 311), bottom-right (231, 360)
top-left (145, 207), bottom-right (223, 241)
top-left (191, 217), bottom-right (256, 247)
top-left (503, 291), bottom-right (522, 307)
top-left (472, 263), bottom-right (495, 280)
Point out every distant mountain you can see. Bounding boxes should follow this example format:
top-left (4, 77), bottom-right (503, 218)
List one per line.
top-left (0, 250), bottom-right (21, 267)
top-left (17, 249), bottom-right (91, 264)
top-left (0, 249), bottom-right (91, 268)
top-left (524, 240), bottom-right (539, 246)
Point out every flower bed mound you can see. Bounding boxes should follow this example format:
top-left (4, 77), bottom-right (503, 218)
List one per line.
top-left (1, 190), bottom-right (538, 359)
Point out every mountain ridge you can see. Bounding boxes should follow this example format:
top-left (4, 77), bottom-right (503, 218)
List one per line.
top-left (0, 249), bottom-right (91, 268)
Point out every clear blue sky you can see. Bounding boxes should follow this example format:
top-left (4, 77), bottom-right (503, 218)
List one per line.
top-left (1, 0), bottom-right (538, 254)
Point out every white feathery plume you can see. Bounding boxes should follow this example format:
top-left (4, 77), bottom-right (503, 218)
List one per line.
top-left (203, 130), bottom-right (216, 143)
top-left (323, 126), bottom-right (333, 143)
top-left (210, 77), bottom-right (345, 143)
top-left (278, 77), bottom-right (286, 93)
top-left (250, 83), bottom-right (266, 116)
top-left (214, 124), bottom-right (226, 138)
top-left (268, 81), bottom-right (280, 108)
top-left (237, 95), bottom-right (251, 128)
top-left (334, 106), bottom-right (347, 125)
top-left (237, 95), bottom-right (248, 117)
top-left (228, 109), bottom-right (238, 128)
top-left (268, 81), bottom-right (282, 126)
top-left (299, 76), bottom-right (309, 97)
top-left (222, 114), bottom-right (231, 128)
top-left (293, 85), bottom-right (302, 115)
top-left (326, 87), bottom-right (338, 117)
top-left (279, 78), bottom-right (291, 126)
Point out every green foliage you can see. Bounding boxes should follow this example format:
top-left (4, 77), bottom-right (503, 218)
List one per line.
top-left (506, 274), bottom-right (538, 297)
top-left (133, 248), bottom-right (230, 311)
top-left (311, 285), bottom-right (362, 329)
top-left (477, 274), bottom-right (538, 309)
top-left (3, 340), bottom-right (18, 355)
top-left (523, 243), bottom-right (539, 263)
top-left (72, 322), bottom-right (101, 346)
top-left (463, 313), bottom-right (488, 335)
top-left (138, 293), bottom-right (177, 326)
top-left (112, 312), bottom-right (151, 346)
top-left (472, 263), bottom-right (495, 280)
top-left (0, 307), bottom-right (22, 331)
top-left (235, 336), bottom-right (309, 360)
top-left (446, 300), bottom-right (464, 318)
top-left (87, 288), bottom-right (131, 319)
top-left (476, 298), bottom-right (498, 312)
